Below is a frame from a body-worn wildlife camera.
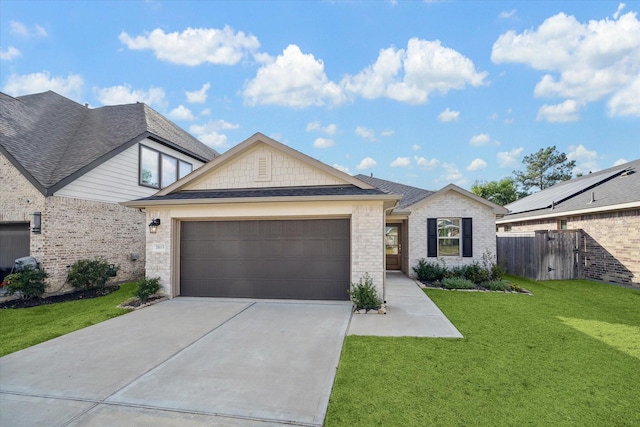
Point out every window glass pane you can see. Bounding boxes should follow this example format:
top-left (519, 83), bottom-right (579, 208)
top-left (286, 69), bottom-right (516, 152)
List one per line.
top-left (140, 146), bottom-right (159, 187)
top-left (178, 160), bottom-right (192, 179)
top-left (438, 238), bottom-right (460, 256)
top-left (161, 155), bottom-right (178, 187)
top-left (437, 218), bottom-right (460, 237)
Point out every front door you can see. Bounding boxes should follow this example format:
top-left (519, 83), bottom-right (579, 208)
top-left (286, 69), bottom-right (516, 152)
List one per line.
top-left (385, 224), bottom-right (402, 270)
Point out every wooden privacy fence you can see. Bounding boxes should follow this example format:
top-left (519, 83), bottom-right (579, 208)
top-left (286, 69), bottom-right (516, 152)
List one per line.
top-left (497, 230), bottom-right (583, 281)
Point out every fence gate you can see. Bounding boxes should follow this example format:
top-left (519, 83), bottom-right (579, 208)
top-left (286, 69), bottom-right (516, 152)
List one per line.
top-left (497, 230), bottom-right (582, 281)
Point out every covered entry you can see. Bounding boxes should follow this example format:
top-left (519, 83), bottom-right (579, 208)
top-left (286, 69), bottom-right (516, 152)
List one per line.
top-left (180, 218), bottom-right (350, 300)
top-left (0, 223), bottom-right (30, 281)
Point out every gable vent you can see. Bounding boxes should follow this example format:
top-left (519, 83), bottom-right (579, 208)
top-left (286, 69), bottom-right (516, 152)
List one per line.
top-left (255, 153), bottom-right (272, 182)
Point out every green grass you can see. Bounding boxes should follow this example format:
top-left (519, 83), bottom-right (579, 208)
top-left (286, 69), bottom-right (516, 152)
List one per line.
top-left (0, 283), bottom-right (136, 357)
top-left (326, 276), bottom-right (640, 426)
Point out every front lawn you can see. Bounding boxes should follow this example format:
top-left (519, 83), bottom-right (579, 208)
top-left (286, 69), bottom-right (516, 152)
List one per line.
top-left (326, 277), bottom-right (640, 426)
top-left (0, 283), bottom-right (136, 357)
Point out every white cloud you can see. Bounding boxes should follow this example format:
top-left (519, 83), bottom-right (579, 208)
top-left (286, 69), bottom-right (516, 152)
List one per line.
top-left (313, 137), bottom-right (335, 148)
top-left (499, 9), bottom-right (517, 19)
top-left (343, 38), bottom-right (487, 104)
top-left (414, 156), bottom-right (439, 170)
top-left (438, 107), bottom-right (460, 122)
top-left (355, 126), bottom-right (377, 141)
top-left (380, 129), bottom-right (395, 137)
top-left (168, 105), bottom-right (195, 121)
top-left (95, 84), bottom-right (166, 108)
top-left (119, 26), bottom-right (259, 66)
top-left (390, 157), bottom-right (411, 168)
top-left (492, 10), bottom-right (640, 118)
top-left (568, 144), bottom-right (599, 173)
top-left (412, 144), bottom-right (421, 151)
top-left (614, 158), bottom-right (628, 166)
top-left (607, 76), bottom-right (640, 117)
top-left (243, 44), bottom-right (345, 108)
top-left (466, 158), bottom-right (487, 171)
top-left (10, 21), bottom-right (47, 37)
top-left (356, 157), bottom-right (377, 170)
top-left (333, 163), bottom-right (351, 174)
top-left (537, 99), bottom-right (580, 122)
top-left (307, 121), bottom-right (338, 135)
top-left (497, 147), bottom-right (524, 168)
top-left (614, 3), bottom-right (626, 20)
top-left (441, 162), bottom-right (465, 185)
top-left (189, 119), bottom-right (239, 149)
top-left (186, 82), bottom-right (211, 103)
top-left (2, 72), bottom-right (83, 100)
top-left (469, 133), bottom-right (491, 146)
top-left (0, 46), bottom-right (21, 61)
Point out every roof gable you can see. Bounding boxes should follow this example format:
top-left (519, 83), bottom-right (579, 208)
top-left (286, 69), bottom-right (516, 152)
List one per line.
top-left (355, 174), bottom-right (433, 209)
top-left (0, 90), bottom-right (217, 195)
top-left (412, 183), bottom-right (509, 214)
top-left (159, 132), bottom-right (375, 194)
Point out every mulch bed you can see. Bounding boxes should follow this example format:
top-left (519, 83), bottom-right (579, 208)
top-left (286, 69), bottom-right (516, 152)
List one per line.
top-left (0, 286), bottom-right (120, 309)
top-left (417, 280), bottom-right (532, 294)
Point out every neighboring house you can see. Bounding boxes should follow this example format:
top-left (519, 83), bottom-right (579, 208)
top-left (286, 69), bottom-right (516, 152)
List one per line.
top-left (123, 132), bottom-right (506, 301)
top-left (497, 159), bottom-right (640, 286)
top-left (0, 91), bottom-right (218, 289)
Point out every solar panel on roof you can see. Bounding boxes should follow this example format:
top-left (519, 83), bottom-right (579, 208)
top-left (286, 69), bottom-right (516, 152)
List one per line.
top-left (506, 168), bottom-right (625, 214)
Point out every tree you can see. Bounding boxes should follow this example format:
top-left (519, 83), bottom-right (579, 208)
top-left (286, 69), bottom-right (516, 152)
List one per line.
top-left (471, 177), bottom-right (521, 206)
top-left (513, 146), bottom-right (576, 194)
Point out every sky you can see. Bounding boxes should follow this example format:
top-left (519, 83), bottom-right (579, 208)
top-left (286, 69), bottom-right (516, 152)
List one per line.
top-left (1, 0), bottom-right (639, 191)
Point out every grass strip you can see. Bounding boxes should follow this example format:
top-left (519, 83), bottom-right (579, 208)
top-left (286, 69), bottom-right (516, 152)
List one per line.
top-left (0, 283), bottom-right (136, 357)
top-left (326, 277), bottom-right (640, 426)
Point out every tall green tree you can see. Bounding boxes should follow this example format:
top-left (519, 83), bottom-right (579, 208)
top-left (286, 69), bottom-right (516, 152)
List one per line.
top-left (513, 146), bottom-right (576, 194)
top-left (471, 177), bottom-right (521, 206)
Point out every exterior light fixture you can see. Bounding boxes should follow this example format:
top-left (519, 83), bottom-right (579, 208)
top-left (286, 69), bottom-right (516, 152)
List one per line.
top-left (148, 218), bottom-right (161, 234)
top-left (32, 212), bottom-right (42, 234)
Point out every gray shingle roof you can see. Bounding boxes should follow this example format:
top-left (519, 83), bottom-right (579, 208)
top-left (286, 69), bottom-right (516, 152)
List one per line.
top-left (355, 174), bottom-right (433, 209)
top-left (133, 185), bottom-right (387, 202)
top-left (503, 158), bottom-right (640, 220)
top-left (0, 91), bottom-right (218, 195)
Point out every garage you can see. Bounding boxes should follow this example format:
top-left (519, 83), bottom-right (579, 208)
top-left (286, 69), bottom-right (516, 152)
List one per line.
top-left (180, 218), bottom-right (350, 300)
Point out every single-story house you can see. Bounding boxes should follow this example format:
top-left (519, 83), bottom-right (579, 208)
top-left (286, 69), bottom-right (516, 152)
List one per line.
top-left (497, 159), bottom-right (640, 287)
top-left (0, 90), bottom-right (218, 288)
top-left (123, 132), bottom-right (508, 301)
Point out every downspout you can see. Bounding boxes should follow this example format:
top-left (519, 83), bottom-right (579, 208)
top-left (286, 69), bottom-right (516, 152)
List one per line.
top-left (382, 201), bottom-right (400, 304)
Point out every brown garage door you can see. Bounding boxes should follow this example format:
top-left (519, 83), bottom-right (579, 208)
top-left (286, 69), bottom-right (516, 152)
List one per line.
top-left (180, 219), bottom-right (350, 300)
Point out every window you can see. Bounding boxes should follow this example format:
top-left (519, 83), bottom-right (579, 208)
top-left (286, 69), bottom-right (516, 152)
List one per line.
top-left (139, 145), bottom-right (192, 189)
top-left (428, 217), bottom-right (472, 257)
top-left (558, 219), bottom-right (568, 230)
top-left (437, 218), bottom-right (461, 256)
top-left (504, 224), bottom-right (512, 232)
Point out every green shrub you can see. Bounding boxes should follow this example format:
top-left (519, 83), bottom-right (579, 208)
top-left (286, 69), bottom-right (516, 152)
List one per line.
top-left (413, 258), bottom-right (447, 282)
top-left (67, 258), bottom-right (119, 292)
top-left (3, 266), bottom-right (49, 300)
top-left (461, 262), bottom-right (491, 284)
top-left (483, 280), bottom-right (511, 291)
top-left (135, 277), bottom-right (161, 301)
top-left (442, 277), bottom-right (475, 290)
top-left (349, 273), bottom-right (382, 310)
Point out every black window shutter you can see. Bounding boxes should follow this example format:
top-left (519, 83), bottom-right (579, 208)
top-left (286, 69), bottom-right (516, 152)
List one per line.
top-left (462, 217), bottom-right (473, 257)
top-left (427, 218), bottom-right (437, 257)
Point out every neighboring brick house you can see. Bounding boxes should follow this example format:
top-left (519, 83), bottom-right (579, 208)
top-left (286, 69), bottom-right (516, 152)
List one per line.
top-left (497, 159), bottom-right (640, 287)
top-left (123, 132), bottom-right (506, 301)
top-left (0, 91), bottom-right (218, 290)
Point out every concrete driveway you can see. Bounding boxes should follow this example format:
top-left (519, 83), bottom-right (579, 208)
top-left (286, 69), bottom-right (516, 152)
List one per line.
top-left (0, 298), bottom-right (352, 427)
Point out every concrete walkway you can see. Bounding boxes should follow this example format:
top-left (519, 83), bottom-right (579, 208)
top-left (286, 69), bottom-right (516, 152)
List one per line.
top-left (0, 273), bottom-right (461, 426)
top-left (348, 271), bottom-right (463, 338)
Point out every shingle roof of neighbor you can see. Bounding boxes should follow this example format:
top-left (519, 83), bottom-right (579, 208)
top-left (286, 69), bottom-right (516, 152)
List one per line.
top-left (355, 174), bottom-right (433, 209)
top-left (0, 91), bottom-right (218, 194)
top-left (503, 158), bottom-right (640, 220)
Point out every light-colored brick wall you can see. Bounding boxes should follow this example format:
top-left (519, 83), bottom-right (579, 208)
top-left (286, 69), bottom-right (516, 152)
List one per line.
top-left (187, 143), bottom-right (345, 190)
top-left (144, 209), bottom-right (173, 296)
top-left (1, 153), bottom-right (146, 291)
top-left (351, 202), bottom-right (385, 299)
top-left (506, 209), bottom-right (640, 286)
top-left (408, 190), bottom-right (498, 276)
